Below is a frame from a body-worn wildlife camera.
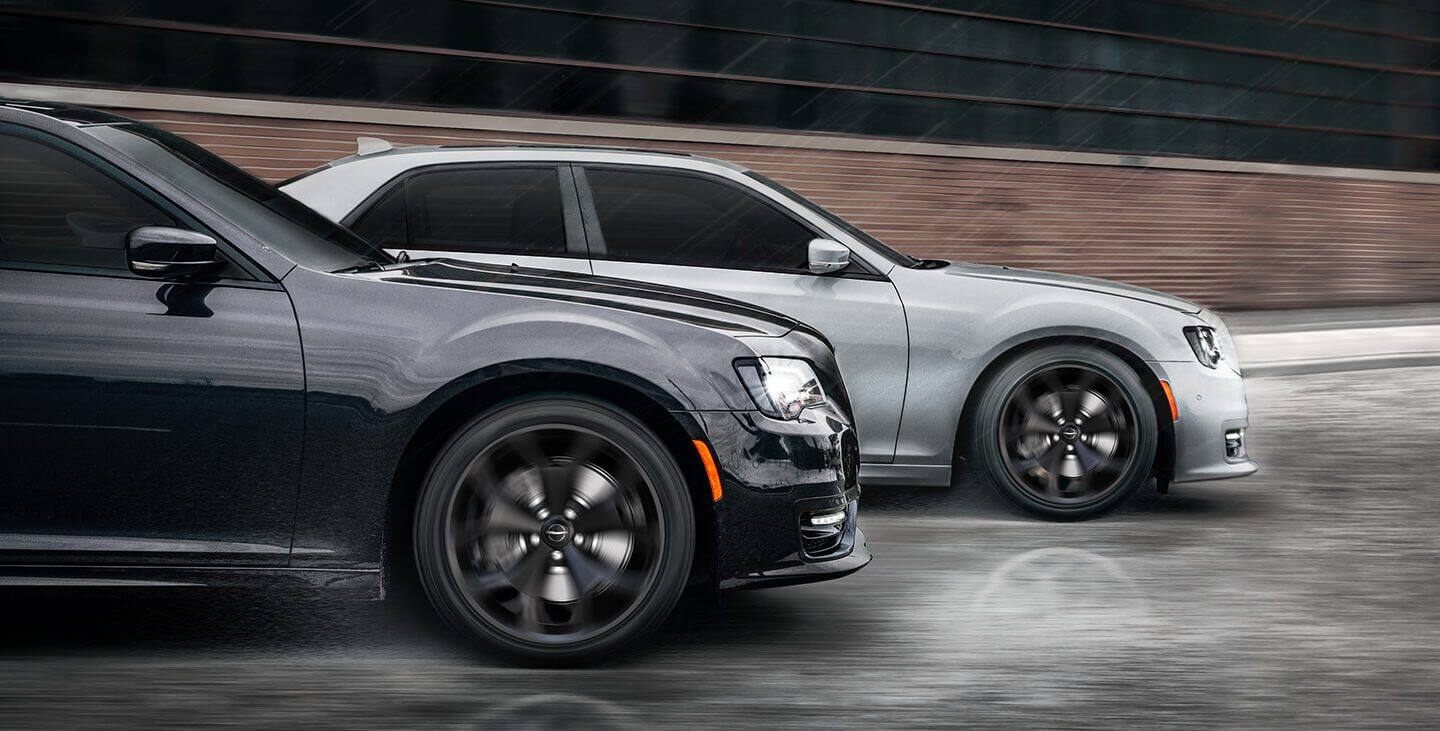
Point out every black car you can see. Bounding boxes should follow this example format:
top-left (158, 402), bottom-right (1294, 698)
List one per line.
top-left (0, 101), bottom-right (868, 664)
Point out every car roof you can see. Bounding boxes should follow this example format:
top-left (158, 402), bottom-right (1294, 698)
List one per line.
top-left (285, 141), bottom-right (749, 185)
top-left (0, 97), bottom-right (135, 126)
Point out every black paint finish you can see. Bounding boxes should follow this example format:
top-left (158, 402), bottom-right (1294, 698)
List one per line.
top-left (0, 269), bottom-right (304, 565)
top-left (0, 101), bottom-right (866, 593)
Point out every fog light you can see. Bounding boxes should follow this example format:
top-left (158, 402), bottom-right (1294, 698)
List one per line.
top-left (809, 509), bottom-right (846, 526)
top-left (1225, 429), bottom-right (1246, 460)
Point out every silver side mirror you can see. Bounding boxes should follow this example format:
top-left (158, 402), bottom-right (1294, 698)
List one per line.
top-left (807, 238), bottom-right (850, 274)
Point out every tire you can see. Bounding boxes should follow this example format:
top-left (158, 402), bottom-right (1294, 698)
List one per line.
top-left (413, 395), bottom-right (694, 665)
top-left (967, 344), bottom-right (1157, 520)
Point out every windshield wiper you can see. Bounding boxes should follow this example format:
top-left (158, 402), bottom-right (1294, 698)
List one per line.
top-left (335, 250), bottom-right (412, 274)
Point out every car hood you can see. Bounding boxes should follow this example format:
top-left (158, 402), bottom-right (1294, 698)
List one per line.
top-left (352, 258), bottom-right (805, 338)
top-left (940, 262), bottom-right (1203, 314)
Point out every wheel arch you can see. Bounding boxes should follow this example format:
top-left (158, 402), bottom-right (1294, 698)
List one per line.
top-left (954, 334), bottom-right (1175, 482)
top-left (383, 362), bottom-right (717, 595)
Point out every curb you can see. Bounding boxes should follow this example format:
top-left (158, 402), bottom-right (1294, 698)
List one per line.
top-left (1233, 321), bottom-right (1440, 378)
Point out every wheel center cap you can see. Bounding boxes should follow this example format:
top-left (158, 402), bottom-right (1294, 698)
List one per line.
top-left (540, 517), bottom-right (573, 548)
top-left (1059, 424), bottom-right (1082, 443)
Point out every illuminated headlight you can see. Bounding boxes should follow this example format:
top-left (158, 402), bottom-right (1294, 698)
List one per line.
top-left (734, 357), bottom-right (826, 420)
top-left (1184, 326), bottom-right (1224, 368)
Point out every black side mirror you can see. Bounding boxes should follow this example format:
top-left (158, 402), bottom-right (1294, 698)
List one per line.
top-left (126, 226), bottom-right (223, 279)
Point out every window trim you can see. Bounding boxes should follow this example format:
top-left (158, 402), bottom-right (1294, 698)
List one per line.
top-left (0, 123), bottom-right (262, 283)
top-left (574, 163), bottom-right (884, 279)
top-left (341, 162), bottom-right (588, 259)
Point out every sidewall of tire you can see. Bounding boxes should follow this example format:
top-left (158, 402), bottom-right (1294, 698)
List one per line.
top-left (413, 395), bottom-right (695, 665)
top-left (968, 345), bottom-right (1158, 520)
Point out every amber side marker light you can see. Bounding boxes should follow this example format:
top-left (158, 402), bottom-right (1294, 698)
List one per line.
top-left (693, 440), bottom-right (723, 502)
top-left (1159, 380), bottom-right (1180, 422)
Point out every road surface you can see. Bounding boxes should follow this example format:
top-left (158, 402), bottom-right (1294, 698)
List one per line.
top-left (1, 367), bottom-right (1437, 729)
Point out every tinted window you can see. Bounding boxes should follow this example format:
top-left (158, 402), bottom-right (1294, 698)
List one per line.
top-left (350, 183), bottom-right (408, 247)
top-left (405, 167), bottom-right (566, 255)
top-left (587, 169), bottom-right (813, 271)
top-left (84, 124), bottom-right (392, 272)
top-left (0, 131), bottom-right (172, 270)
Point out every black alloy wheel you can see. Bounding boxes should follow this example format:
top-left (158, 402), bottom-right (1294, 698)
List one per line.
top-left (969, 345), bottom-right (1157, 520)
top-left (414, 396), bottom-right (693, 664)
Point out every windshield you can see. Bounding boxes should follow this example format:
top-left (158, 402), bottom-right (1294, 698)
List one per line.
top-left (84, 123), bottom-right (394, 272)
top-left (746, 171), bottom-right (919, 268)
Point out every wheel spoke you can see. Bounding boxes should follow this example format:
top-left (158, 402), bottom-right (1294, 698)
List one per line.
top-left (452, 515), bottom-right (484, 549)
top-left (609, 456), bottom-right (644, 492)
top-left (566, 589), bottom-right (593, 627)
top-left (1058, 388), bottom-right (1082, 421)
top-left (1040, 369), bottom-right (1066, 399)
top-left (1044, 466), bottom-right (1061, 496)
top-left (464, 570), bottom-right (511, 597)
top-left (505, 545), bottom-right (552, 597)
top-left (603, 568), bottom-right (648, 598)
top-left (562, 544), bottom-right (611, 593)
top-left (1012, 387), bottom-right (1041, 420)
top-left (572, 458), bottom-right (642, 533)
top-left (511, 431), bottom-right (550, 470)
top-left (1023, 411), bottom-right (1061, 435)
top-left (562, 432), bottom-right (604, 481)
top-left (461, 455), bottom-right (501, 496)
top-left (1077, 389), bottom-right (1110, 422)
top-left (516, 593), bottom-right (545, 633)
top-left (541, 467), bottom-right (572, 515)
top-left (1039, 441), bottom-right (1068, 476)
top-left (480, 500), bottom-right (541, 536)
top-left (1088, 431), bottom-right (1120, 454)
top-left (1073, 441), bottom-right (1106, 473)
top-left (573, 502), bottom-right (629, 533)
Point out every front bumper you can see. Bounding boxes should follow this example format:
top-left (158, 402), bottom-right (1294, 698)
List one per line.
top-left (1158, 359), bottom-right (1261, 483)
top-left (684, 404), bottom-right (870, 591)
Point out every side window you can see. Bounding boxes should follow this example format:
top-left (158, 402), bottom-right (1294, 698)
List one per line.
top-left (586, 168), bottom-right (814, 272)
top-left (350, 183), bottom-right (408, 248)
top-left (0, 132), bottom-right (174, 270)
top-left (352, 166), bottom-right (568, 255)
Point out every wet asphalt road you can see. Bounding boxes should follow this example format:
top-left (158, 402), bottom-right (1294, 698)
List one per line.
top-left (2, 367), bottom-right (1438, 729)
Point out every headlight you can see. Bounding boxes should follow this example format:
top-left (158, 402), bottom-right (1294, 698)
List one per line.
top-left (1184, 326), bottom-right (1223, 368)
top-left (734, 357), bottom-right (826, 420)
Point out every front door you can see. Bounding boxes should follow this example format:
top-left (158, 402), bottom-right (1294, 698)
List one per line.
top-left (0, 127), bottom-right (305, 565)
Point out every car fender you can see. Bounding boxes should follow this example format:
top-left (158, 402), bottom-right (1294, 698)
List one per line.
top-left (890, 267), bottom-right (1200, 466)
top-left (282, 266), bottom-right (758, 568)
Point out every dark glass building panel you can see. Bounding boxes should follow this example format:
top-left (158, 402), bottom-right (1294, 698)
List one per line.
top-left (0, 1), bottom-right (1434, 169)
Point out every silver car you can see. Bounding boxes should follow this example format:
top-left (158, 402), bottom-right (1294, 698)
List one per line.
top-left (283, 142), bottom-right (1258, 519)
